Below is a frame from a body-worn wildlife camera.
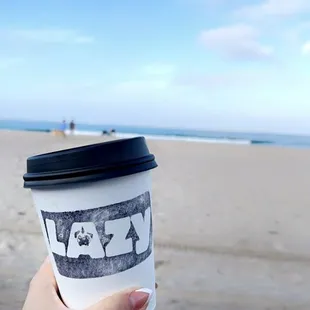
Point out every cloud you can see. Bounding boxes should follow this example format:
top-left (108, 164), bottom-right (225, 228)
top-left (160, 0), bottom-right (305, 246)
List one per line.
top-left (114, 64), bottom-right (176, 95)
top-left (0, 57), bottom-right (23, 69)
top-left (301, 42), bottom-right (310, 55)
top-left (21, 63), bottom-right (177, 102)
top-left (286, 21), bottom-right (310, 43)
top-left (175, 73), bottom-right (248, 88)
top-left (199, 24), bottom-right (273, 61)
top-left (236, 0), bottom-right (310, 19)
top-left (174, 68), bottom-right (281, 90)
top-left (114, 79), bottom-right (170, 94)
top-left (107, 63), bottom-right (177, 96)
top-left (1, 29), bottom-right (94, 44)
top-left (141, 63), bottom-right (175, 76)
top-left (181, 0), bottom-right (251, 10)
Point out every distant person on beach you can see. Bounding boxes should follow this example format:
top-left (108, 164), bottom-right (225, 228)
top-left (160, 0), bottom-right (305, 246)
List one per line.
top-left (60, 120), bottom-right (67, 137)
top-left (69, 120), bottom-right (76, 135)
top-left (102, 129), bottom-right (116, 136)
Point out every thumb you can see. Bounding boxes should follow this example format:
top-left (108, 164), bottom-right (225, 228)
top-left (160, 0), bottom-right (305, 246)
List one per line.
top-left (87, 288), bottom-right (153, 310)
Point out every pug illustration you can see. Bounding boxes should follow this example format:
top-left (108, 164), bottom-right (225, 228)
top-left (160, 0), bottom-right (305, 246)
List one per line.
top-left (74, 226), bottom-right (93, 246)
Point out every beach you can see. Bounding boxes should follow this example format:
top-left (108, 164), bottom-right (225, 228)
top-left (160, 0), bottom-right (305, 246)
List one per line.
top-left (1, 130), bottom-right (310, 309)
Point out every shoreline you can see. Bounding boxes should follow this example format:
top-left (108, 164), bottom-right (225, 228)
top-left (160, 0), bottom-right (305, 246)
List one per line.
top-left (0, 128), bottom-right (267, 146)
top-left (3, 119), bottom-right (310, 148)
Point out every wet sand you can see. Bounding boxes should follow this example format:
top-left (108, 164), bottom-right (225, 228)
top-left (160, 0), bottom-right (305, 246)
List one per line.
top-left (1, 130), bottom-right (310, 309)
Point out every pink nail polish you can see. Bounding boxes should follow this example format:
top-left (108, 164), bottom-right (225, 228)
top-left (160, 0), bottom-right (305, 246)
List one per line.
top-left (129, 288), bottom-right (153, 309)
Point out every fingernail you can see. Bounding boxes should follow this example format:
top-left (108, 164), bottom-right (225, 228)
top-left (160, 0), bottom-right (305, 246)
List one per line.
top-left (129, 288), bottom-right (153, 309)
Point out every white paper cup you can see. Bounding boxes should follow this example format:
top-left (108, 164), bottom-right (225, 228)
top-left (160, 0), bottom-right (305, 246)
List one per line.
top-left (24, 138), bottom-right (157, 310)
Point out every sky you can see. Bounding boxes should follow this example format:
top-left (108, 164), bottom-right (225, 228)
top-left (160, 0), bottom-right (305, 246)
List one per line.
top-left (1, 0), bottom-right (310, 133)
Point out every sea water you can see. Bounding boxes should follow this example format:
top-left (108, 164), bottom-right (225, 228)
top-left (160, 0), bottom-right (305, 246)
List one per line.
top-left (2, 119), bottom-right (310, 148)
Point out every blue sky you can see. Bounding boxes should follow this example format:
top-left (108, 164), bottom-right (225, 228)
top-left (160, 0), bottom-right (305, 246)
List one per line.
top-left (1, 0), bottom-right (310, 133)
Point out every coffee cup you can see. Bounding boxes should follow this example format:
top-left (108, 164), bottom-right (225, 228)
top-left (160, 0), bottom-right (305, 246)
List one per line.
top-left (23, 137), bottom-right (157, 309)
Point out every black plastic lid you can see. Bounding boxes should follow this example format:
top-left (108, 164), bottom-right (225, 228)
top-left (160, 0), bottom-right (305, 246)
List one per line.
top-left (23, 137), bottom-right (157, 188)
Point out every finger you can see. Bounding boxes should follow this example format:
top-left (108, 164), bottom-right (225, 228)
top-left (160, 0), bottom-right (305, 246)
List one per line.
top-left (31, 257), bottom-right (57, 289)
top-left (88, 288), bottom-right (153, 310)
top-left (24, 257), bottom-right (67, 310)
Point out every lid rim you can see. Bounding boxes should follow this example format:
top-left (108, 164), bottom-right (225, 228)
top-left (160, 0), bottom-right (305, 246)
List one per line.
top-left (24, 155), bottom-right (155, 181)
top-left (24, 161), bottom-right (157, 189)
top-left (23, 137), bottom-right (157, 189)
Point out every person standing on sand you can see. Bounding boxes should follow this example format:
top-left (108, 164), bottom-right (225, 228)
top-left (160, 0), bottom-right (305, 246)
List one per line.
top-left (60, 120), bottom-right (67, 137)
top-left (69, 120), bottom-right (76, 135)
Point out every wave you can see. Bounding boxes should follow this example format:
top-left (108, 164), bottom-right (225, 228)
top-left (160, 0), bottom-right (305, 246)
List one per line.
top-left (250, 139), bottom-right (274, 145)
top-left (4, 127), bottom-right (278, 146)
top-left (25, 128), bottom-right (51, 133)
top-left (106, 132), bottom-right (252, 145)
top-left (64, 130), bottom-right (102, 136)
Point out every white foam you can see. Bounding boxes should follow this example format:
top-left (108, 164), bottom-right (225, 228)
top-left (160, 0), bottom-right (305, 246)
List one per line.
top-left (116, 132), bottom-right (251, 145)
top-left (65, 130), bottom-right (102, 137)
top-left (64, 130), bottom-right (250, 145)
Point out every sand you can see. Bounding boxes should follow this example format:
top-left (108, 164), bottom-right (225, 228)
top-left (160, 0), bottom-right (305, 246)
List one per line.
top-left (1, 130), bottom-right (310, 309)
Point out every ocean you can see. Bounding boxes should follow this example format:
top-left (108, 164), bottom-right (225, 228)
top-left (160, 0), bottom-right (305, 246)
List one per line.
top-left (1, 119), bottom-right (310, 148)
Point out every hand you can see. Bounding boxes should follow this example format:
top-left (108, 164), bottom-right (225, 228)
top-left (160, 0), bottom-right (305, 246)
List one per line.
top-left (23, 258), bottom-right (153, 310)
